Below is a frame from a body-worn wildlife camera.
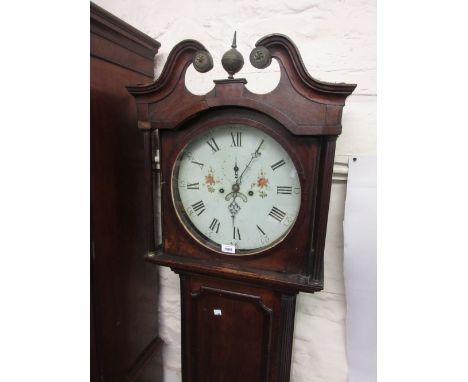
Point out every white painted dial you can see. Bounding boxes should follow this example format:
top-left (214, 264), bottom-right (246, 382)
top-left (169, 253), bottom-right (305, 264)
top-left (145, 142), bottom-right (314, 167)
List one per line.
top-left (172, 124), bottom-right (301, 255)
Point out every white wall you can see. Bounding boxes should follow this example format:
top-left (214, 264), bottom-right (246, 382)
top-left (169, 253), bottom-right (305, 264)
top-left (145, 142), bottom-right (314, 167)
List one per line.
top-left (94, 1), bottom-right (376, 380)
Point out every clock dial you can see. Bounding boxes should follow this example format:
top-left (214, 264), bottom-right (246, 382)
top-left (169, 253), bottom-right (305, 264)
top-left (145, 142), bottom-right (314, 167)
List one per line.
top-left (172, 124), bottom-right (301, 255)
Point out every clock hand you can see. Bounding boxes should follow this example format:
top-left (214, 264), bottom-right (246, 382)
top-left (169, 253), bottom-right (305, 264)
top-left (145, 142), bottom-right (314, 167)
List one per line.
top-left (226, 139), bottom-right (264, 227)
top-left (237, 139), bottom-right (264, 185)
top-left (225, 192), bottom-right (236, 201)
top-left (225, 183), bottom-right (240, 201)
top-left (228, 194), bottom-right (240, 227)
top-left (225, 190), bottom-right (247, 202)
top-left (236, 192), bottom-right (247, 202)
top-left (234, 158), bottom-right (239, 180)
top-left (226, 183), bottom-right (246, 226)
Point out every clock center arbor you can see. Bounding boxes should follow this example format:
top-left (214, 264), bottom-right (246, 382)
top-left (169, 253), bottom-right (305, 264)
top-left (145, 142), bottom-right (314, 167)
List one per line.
top-left (128, 33), bottom-right (356, 382)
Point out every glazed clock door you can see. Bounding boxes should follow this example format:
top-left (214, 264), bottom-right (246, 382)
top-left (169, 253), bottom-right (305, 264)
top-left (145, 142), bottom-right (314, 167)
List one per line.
top-left (172, 123), bottom-right (301, 255)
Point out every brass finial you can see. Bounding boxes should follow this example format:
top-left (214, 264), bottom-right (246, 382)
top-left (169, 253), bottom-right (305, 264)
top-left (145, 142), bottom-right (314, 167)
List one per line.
top-left (221, 31), bottom-right (244, 80)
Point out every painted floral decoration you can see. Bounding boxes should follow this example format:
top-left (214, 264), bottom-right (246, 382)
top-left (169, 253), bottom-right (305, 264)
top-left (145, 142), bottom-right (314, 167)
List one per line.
top-left (257, 175), bottom-right (269, 188)
top-left (251, 169), bottom-right (270, 198)
top-left (205, 167), bottom-right (218, 193)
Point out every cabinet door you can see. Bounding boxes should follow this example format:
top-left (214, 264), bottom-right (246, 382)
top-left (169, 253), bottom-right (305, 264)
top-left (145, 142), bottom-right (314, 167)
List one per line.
top-left (181, 274), bottom-right (296, 382)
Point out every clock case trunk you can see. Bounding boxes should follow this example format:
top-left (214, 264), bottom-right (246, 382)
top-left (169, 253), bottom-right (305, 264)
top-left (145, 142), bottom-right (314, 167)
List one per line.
top-left (127, 34), bottom-right (355, 382)
top-left (179, 272), bottom-right (297, 382)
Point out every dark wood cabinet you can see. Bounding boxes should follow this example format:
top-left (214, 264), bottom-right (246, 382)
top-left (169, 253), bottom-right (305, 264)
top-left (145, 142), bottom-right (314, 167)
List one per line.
top-left (91, 3), bottom-right (162, 381)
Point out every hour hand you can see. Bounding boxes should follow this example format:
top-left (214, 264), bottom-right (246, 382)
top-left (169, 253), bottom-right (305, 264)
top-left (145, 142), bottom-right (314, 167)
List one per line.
top-left (228, 198), bottom-right (241, 221)
top-left (234, 159), bottom-right (239, 180)
top-left (225, 191), bottom-right (247, 203)
top-left (236, 192), bottom-right (247, 202)
top-left (225, 192), bottom-right (236, 201)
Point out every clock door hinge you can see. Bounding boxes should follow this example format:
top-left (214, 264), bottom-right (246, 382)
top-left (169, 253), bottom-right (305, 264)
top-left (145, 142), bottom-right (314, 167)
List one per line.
top-left (152, 148), bottom-right (160, 171)
top-left (151, 129), bottom-right (160, 172)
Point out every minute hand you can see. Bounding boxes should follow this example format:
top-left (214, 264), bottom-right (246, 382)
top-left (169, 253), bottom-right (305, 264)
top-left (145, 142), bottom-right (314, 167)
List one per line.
top-left (237, 139), bottom-right (264, 184)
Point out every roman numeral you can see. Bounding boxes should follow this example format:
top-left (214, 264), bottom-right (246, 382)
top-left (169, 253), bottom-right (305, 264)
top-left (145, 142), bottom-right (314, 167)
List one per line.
top-left (256, 225), bottom-right (265, 235)
top-left (206, 138), bottom-right (220, 153)
top-left (233, 226), bottom-right (241, 240)
top-left (191, 160), bottom-right (204, 170)
top-left (191, 200), bottom-right (206, 216)
top-left (271, 159), bottom-right (286, 171)
top-left (268, 206), bottom-right (286, 222)
top-left (187, 182), bottom-right (199, 190)
top-left (209, 218), bottom-right (220, 233)
top-left (230, 132), bottom-right (242, 147)
top-left (277, 186), bottom-right (292, 194)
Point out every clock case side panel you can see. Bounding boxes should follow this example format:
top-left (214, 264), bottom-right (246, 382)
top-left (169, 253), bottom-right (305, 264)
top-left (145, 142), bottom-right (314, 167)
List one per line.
top-left (308, 136), bottom-right (337, 282)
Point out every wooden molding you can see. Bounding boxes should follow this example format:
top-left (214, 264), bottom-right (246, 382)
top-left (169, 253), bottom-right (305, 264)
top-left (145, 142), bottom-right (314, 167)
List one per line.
top-left (127, 34), bottom-right (356, 135)
top-left (190, 286), bottom-right (273, 316)
top-left (91, 2), bottom-right (160, 77)
top-left (255, 34), bottom-right (356, 96)
top-left (146, 249), bottom-right (323, 293)
top-left (91, 2), bottom-right (160, 58)
top-left (127, 39), bottom-right (208, 96)
top-left (277, 294), bottom-right (297, 382)
top-left (310, 137), bottom-right (337, 280)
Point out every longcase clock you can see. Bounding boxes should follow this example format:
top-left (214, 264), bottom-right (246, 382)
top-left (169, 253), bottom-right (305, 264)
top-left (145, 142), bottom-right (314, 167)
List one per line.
top-left (128, 33), bottom-right (356, 382)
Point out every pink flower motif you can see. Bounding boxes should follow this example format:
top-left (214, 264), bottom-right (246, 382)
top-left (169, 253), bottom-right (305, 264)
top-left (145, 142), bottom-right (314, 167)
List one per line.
top-left (257, 177), bottom-right (268, 188)
top-left (205, 174), bottom-right (215, 186)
